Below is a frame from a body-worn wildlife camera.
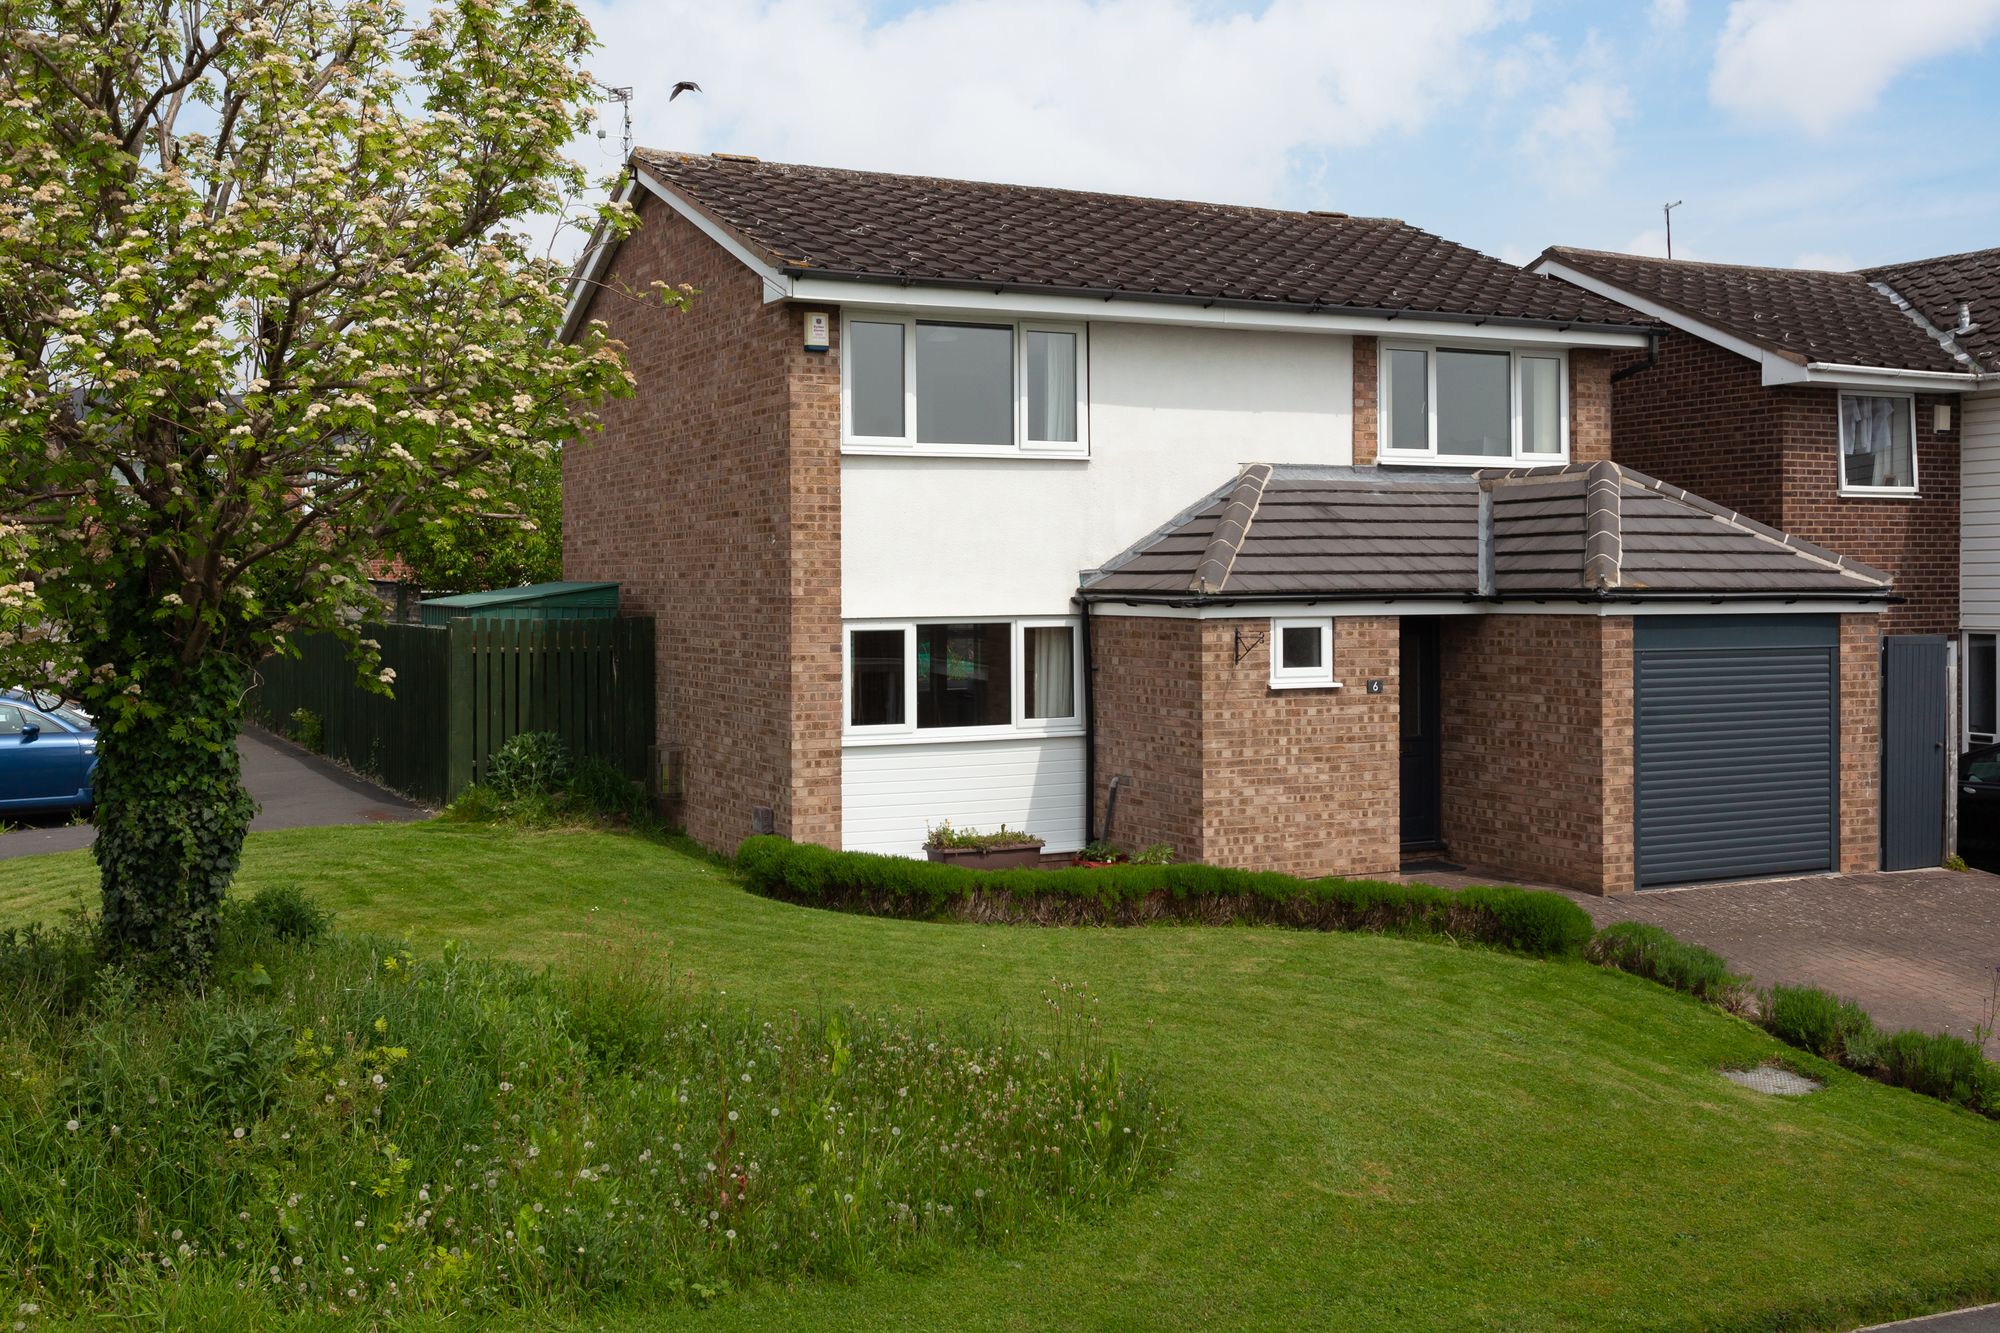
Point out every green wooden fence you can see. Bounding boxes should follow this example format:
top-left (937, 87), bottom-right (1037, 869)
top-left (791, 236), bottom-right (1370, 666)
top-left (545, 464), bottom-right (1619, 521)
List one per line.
top-left (247, 617), bottom-right (656, 804)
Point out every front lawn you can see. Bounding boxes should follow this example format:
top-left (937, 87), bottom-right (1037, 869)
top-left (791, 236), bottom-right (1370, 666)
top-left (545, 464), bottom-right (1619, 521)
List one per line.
top-left (5, 824), bottom-right (1998, 1332)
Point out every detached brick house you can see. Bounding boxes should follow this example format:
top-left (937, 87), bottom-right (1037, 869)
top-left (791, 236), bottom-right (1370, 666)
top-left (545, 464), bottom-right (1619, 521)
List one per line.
top-left (563, 151), bottom-right (1895, 894)
top-left (1531, 248), bottom-right (1996, 648)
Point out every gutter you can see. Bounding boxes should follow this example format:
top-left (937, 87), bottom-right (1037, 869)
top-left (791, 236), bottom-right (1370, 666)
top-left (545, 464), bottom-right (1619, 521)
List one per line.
top-left (776, 265), bottom-right (1660, 339)
top-left (1610, 332), bottom-right (1660, 383)
top-left (1075, 588), bottom-right (1896, 609)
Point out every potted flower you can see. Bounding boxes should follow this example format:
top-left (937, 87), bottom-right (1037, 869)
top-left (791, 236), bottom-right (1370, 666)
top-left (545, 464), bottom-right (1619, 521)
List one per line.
top-left (1073, 839), bottom-right (1128, 869)
top-left (924, 821), bottom-right (1046, 870)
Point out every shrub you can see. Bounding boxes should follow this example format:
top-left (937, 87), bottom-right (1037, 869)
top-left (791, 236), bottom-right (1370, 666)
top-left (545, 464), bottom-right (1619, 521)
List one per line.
top-left (1764, 985), bottom-right (1878, 1065)
top-left (1877, 1029), bottom-right (1996, 1112)
top-left (565, 756), bottom-right (651, 823)
top-left (221, 882), bottom-right (333, 947)
top-left (485, 730), bottom-right (572, 800)
top-left (0, 926), bottom-right (1171, 1323)
top-left (287, 706), bottom-right (323, 753)
top-left (733, 837), bottom-right (1595, 959)
top-left (1587, 922), bottom-right (1749, 1007)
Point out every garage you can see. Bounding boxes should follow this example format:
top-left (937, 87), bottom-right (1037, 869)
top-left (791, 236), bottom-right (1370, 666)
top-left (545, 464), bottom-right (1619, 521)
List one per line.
top-left (1635, 615), bottom-right (1839, 887)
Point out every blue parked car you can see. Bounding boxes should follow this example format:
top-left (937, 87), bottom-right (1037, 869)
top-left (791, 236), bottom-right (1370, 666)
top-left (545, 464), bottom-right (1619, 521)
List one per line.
top-left (0, 691), bottom-right (97, 813)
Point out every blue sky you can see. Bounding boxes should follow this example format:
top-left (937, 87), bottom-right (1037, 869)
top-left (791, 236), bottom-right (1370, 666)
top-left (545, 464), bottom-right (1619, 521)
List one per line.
top-left (575, 0), bottom-right (2000, 271)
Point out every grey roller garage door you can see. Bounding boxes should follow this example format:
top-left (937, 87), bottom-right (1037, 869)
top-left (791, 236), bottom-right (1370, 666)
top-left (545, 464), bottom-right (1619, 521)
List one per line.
top-left (1635, 615), bottom-right (1838, 888)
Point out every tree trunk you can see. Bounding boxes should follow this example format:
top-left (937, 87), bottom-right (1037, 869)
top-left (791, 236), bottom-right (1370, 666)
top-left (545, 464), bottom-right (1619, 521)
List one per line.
top-left (93, 658), bottom-right (257, 979)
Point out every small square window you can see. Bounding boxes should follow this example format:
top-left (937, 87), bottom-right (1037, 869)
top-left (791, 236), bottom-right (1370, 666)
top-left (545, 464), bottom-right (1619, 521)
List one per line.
top-left (1270, 618), bottom-right (1337, 689)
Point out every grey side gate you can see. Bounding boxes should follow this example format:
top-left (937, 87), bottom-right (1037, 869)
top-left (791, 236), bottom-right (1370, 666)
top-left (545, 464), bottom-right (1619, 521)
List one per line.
top-left (1881, 635), bottom-right (1948, 871)
top-left (1635, 615), bottom-right (1839, 888)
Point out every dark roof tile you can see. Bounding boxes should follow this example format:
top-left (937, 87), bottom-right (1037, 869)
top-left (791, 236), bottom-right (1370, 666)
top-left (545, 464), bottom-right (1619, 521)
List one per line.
top-left (1860, 246), bottom-right (2000, 371)
top-left (1540, 246), bottom-right (1965, 373)
top-left (635, 151), bottom-right (1650, 328)
top-left (1082, 463), bottom-right (1891, 601)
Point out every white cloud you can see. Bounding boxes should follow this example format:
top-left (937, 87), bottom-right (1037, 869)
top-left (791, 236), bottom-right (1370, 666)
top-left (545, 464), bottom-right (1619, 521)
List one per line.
top-left (1649, 0), bottom-right (1688, 30)
top-left (575, 0), bottom-right (1516, 207)
top-left (1709, 0), bottom-right (2000, 135)
top-left (1622, 228), bottom-right (1703, 261)
top-left (1516, 76), bottom-right (1634, 193)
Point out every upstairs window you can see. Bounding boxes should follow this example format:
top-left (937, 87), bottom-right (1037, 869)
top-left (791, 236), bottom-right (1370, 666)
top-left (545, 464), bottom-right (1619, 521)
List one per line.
top-left (1380, 344), bottom-right (1567, 464)
top-left (843, 313), bottom-right (1087, 454)
top-left (1839, 393), bottom-right (1917, 495)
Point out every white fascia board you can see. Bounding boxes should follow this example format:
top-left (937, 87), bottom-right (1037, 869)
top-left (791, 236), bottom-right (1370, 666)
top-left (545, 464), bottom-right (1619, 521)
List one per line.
top-left (776, 276), bottom-right (1649, 348)
top-left (558, 174), bottom-right (640, 342)
top-left (1532, 258), bottom-right (1984, 390)
top-left (1084, 597), bottom-right (1885, 619)
top-left (631, 169), bottom-right (793, 302)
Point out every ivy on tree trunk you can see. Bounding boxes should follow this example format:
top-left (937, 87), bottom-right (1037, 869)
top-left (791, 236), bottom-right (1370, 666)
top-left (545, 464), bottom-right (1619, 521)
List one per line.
top-left (93, 657), bottom-right (255, 976)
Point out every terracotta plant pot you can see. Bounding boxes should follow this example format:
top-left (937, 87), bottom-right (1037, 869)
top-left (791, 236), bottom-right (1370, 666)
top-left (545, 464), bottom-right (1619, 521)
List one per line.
top-left (925, 841), bottom-right (1046, 871)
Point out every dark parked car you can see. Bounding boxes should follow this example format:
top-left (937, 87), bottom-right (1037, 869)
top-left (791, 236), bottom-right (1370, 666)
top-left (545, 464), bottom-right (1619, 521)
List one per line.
top-left (1958, 743), bottom-right (2000, 862)
top-left (0, 692), bottom-right (97, 813)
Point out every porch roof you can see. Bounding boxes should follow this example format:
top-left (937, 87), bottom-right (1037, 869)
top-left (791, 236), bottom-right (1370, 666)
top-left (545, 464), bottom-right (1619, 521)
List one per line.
top-left (1079, 461), bottom-right (1894, 603)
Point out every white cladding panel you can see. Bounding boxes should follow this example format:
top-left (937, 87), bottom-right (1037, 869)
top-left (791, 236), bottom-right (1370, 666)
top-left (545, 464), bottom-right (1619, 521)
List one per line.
top-left (840, 322), bottom-right (1354, 619)
top-left (1962, 393), bottom-right (2000, 630)
top-left (841, 737), bottom-right (1088, 857)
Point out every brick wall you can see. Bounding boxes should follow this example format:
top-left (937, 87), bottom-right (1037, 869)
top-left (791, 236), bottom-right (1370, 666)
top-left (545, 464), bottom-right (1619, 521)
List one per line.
top-left (1606, 332), bottom-right (1784, 519)
top-left (1839, 612), bottom-right (1882, 873)
top-left (1607, 331), bottom-right (1958, 635)
top-left (563, 195), bottom-right (840, 851)
top-left (1439, 615), bottom-right (1633, 893)
top-left (1352, 335), bottom-right (1378, 466)
top-left (1773, 388), bottom-right (1958, 635)
top-left (1086, 612), bottom-right (1400, 876)
top-left (1569, 349), bottom-right (1614, 463)
top-left (1088, 614), bottom-right (1205, 858)
top-left (1198, 616), bottom-right (1400, 877)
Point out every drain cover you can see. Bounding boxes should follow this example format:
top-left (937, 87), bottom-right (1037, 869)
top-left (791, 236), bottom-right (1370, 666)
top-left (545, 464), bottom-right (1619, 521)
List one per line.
top-left (1721, 1064), bottom-right (1822, 1096)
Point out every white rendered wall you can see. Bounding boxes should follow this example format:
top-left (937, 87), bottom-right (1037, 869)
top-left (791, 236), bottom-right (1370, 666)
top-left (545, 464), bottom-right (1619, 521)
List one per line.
top-left (842, 736), bottom-right (1088, 856)
top-left (839, 321), bottom-right (1355, 620)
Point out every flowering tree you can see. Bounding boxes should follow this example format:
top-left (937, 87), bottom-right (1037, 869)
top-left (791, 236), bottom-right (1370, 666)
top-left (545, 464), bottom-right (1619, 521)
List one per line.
top-left (0, 0), bottom-right (641, 976)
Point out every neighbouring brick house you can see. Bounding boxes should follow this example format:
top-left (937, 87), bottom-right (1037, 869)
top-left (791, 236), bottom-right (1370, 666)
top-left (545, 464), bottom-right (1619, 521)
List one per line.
top-left (562, 151), bottom-right (1896, 894)
top-left (1532, 246), bottom-right (1996, 643)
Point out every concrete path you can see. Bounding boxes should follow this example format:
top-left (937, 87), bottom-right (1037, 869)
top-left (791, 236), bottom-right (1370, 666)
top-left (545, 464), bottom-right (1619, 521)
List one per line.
top-left (0, 726), bottom-right (425, 861)
top-left (1861, 1303), bottom-right (2000, 1331)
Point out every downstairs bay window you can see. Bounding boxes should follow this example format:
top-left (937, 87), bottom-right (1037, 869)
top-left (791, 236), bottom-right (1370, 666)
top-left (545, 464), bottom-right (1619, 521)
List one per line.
top-left (1380, 344), bottom-right (1568, 465)
top-left (844, 618), bottom-right (1082, 739)
top-left (843, 312), bottom-right (1088, 455)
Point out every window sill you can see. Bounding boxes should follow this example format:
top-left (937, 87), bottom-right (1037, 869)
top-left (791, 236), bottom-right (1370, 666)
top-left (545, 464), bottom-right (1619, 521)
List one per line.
top-left (1837, 487), bottom-right (1921, 500)
top-left (842, 443), bottom-right (1090, 461)
top-left (1268, 679), bottom-right (1344, 692)
top-left (842, 726), bottom-right (1087, 748)
top-left (1376, 453), bottom-right (1566, 470)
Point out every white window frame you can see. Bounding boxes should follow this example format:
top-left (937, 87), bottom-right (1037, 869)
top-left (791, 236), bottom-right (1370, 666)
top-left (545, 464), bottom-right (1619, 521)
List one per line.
top-left (843, 617), bottom-right (1086, 744)
top-left (1269, 617), bottom-right (1338, 690)
top-left (1836, 391), bottom-right (1920, 498)
top-left (1966, 631), bottom-right (1997, 748)
top-left (839, 310), bottom-right (1089, 458)
top-left (1377, 343), bottom-right (1570, 467)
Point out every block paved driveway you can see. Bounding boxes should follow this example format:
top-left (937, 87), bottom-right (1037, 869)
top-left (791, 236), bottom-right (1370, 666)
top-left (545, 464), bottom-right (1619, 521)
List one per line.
top-left (1564, 870), bottom-right (2000, 1044)
top-left (0, 725), bottom-right (423, 861)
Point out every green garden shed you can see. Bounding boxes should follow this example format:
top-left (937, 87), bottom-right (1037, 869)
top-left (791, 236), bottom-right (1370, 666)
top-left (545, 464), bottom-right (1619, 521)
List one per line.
top-left (417, 581), bottom-right (620, 626)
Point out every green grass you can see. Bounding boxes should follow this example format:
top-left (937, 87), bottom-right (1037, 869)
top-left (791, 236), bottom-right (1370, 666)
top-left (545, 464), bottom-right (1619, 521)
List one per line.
top-left (5, 823), bottom-right (1999, 1332)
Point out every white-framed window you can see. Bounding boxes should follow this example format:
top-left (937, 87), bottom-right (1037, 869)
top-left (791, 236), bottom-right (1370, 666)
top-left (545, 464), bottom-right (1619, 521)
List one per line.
top-left (841, 311), bottom-right (1089, 456)
top-left (843, 618), bottom-right (1084, 741)
top-left (1967, 632), bottom-right (1996, 747)
top-left (1269, 617), bottom-right (1338, 689)
top-left (1838, 393), bottom-right (1918, 496)
top-left (1379, 343), bottom-right (1569, 466)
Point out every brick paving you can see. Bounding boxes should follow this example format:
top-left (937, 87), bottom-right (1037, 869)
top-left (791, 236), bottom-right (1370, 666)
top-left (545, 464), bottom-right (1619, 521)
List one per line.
top-left (1412, 865), bottom-right (2000, 1044)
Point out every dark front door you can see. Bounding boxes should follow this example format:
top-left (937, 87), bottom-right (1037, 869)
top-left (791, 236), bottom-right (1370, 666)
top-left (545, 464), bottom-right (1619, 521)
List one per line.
top-left (1400, 618), bottom-right (1442, 849)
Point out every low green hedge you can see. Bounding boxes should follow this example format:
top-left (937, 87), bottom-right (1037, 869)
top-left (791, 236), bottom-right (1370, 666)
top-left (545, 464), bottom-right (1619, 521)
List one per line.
top-left (1585, 922), bottom-right (1750, 1009)
top-left (733, 837), bottom-right (1595, 959)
